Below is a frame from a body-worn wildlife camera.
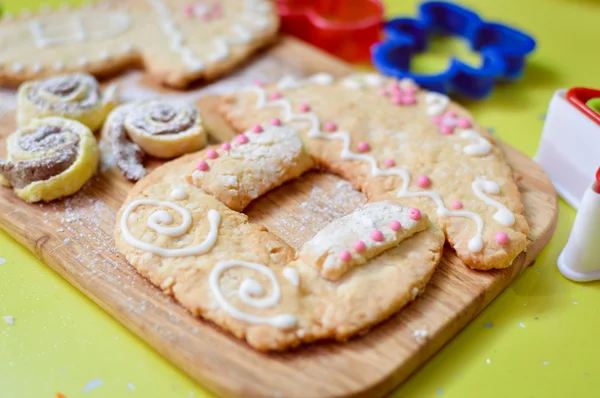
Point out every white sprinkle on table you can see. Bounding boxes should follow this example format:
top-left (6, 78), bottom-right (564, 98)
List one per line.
top-left (486, 358), bottom-right (491, 364)
top-left (519, 322), bottom-right (526, 328)
top-left (0, 258), bottom-right (6, 265)
top-left (3, 315), bottom-right (14, 325)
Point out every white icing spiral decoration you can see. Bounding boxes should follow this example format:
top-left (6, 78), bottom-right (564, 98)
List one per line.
top-left (424, 92), bottom-right (450, 116)
top-left (461, 130), bottom-right (492, 156)
top-left (209, 260), bottom-right (297, 328)
top-left (121, 199), bottom-right (221, 257)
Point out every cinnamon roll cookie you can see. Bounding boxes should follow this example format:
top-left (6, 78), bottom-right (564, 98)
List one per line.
top-left (104, 100), bottom-right (206, 181)
top-left (17, 73), bottom-right (117, 131)
top-left (0, 117), bottom-right (99, 202)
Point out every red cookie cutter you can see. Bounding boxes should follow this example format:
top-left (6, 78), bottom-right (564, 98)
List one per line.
top-left (566, 87), bottom-right (600, 126)
top-left (275, 0), bottom-right (384, 62)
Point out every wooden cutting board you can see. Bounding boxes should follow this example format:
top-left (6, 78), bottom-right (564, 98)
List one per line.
top-left (0, 37), bottom-right (558, 398)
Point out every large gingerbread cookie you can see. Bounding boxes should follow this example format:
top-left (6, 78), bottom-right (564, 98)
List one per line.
top-left (115, 125), bottom-right (445, 350)
top-left (0, 0), bottom-right (278, 88)
top-left (219, 73), bottom-right (529, 271)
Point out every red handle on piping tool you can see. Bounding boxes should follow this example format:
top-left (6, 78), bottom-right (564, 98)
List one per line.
top-left (594, 168), bottom-right (600, 194)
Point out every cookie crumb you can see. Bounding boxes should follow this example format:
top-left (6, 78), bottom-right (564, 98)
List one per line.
top-left (3, 315), bottom-right (14, 325)
top-left (542, 361), bottom-right (549, 366)
top-left (519, 322), bottom-right (526, 328)
top-left (486, 358), bottom-right (491, 364)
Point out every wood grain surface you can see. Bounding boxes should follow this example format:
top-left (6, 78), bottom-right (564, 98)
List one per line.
top-left (0, 37), bottom-right (558, 398)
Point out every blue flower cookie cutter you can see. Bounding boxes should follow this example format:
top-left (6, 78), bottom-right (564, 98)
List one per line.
top-left (371, 1), bottom-right (536, 99)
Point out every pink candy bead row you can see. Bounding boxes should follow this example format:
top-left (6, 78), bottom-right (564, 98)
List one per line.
top-left (379, 81), bottom-right (418, 106)
top-left (432, 111), bottom-right (472, 135)
top-left (197, 119), bottom-right (285, 171)
top-left (339, 209), bottom-right (422, 262)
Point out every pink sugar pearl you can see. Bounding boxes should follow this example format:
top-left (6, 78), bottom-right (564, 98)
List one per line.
top-left (457, 119), bottom-right (472, 128)
top-left (270, 118), bottom-right (282, 126)
top-left (440, 125), bottom-right (454, 135)
top-left (452, 201), bottom-right (463, 210)
top-left (184, 5), bottom-right (193, 16)
top-left (447, 111), bottom-right (457, 118)
top-left (324, 122), bottom-right (337, 132)
top-left (403, 86), bottom-right (417, 95)
top-left (196, 160), bottom-right (209, 171)
top-left (384, 159), bottom-right (396, 168)
top-left (253, 80), bottom-right (264, 87)
top-left (389, 220), bottom-right (402, 231)
top-left (378, 88), bottom-right (388, 96)
top-left (339, 250), bottom-right (352, 262)
top-left (206, 149), bottom-right (219, 159)
top-left (357, 141), bottom-right (370, 152)
top-left (370, 230), bottom-right (384, 242)
top-left (269, 92), bottom-right (282, 100)
top-left (236, 134), bottom-right (249, 145)
top-left (354, 240), bottom-right (366, 252)
top-left (401, 95), bottom-right (417, 105)
top-left (409, 208), bottom-right (422, 220)
top-left (417, 175), bottom-right (431, 188)
top-left (391, 95), bottom-right (403, 105)
top-left (299, 103), bottom-right (311, 112)
top-left (495, 232), bottom-right (510, 245)
top-left (221, 142), bottom-right (231, 151)
top-left (251, 124), bottom-right (263, 133)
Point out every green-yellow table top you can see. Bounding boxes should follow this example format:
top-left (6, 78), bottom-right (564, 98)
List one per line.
top-left (1, 0), bottom-right (599, 397)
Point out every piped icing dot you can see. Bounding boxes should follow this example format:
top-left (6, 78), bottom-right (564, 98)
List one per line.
top-left (417, 175), bottom-right (431, 188)
top-left (384, 159), bottom-right (396, 167)
top-left (495, 232), bottom-right (510, 245)
top-left (269, 92), bottom-right (282, 100)
top-left (271, 118), bottom-right (281, 126)
top-left (389, 220), bottom-right (402, 231)
top-left (251, 124), bottom-right (263, 133)
top-left (370, 230), bottom-right (384, 242)
top-left (206, 149), bottom-right (219, 159)
top-left (452, 201), bottom-right (463, 210)
top-left (196, 160), bottom-right (209, 171)
top-left (221, 142), bottom-right (231, 151)
top-left (354, 240), bottom-right (366, 252)
top-left (357, 141), bottom-right (370, 153)
top-left (299, 103), bottom-right (311, 112)
top-left (339, 250), bottom-right (352, 262)
top-left (409, 208), bottom-right (422, 220)
top-left (236, 134), bottom-right (249, 145)
top-left (324, 122), bottom-right (337, 132)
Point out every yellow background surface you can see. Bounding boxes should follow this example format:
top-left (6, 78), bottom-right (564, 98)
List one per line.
top-left (1, 0), bottom-right (599, 397)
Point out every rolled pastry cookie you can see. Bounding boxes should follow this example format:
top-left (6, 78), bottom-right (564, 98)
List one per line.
top-left (104, 100), bottom-right (206, 181)
top-left (0, 117), bottom-right (99, 202)
top-left (17, 73), bottom-right (117, 131)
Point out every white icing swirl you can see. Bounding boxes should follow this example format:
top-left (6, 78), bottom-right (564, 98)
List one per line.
top-left (121, 199), bottom-right (221, 257)
top-left (247, 74), bottom-right (500, 253)
top-left (472, 179), bottom-right (516, 226)
top-left (209, 260), bottom-right (297, 328)
top-left (461, 130), bottom-right (492, 156)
